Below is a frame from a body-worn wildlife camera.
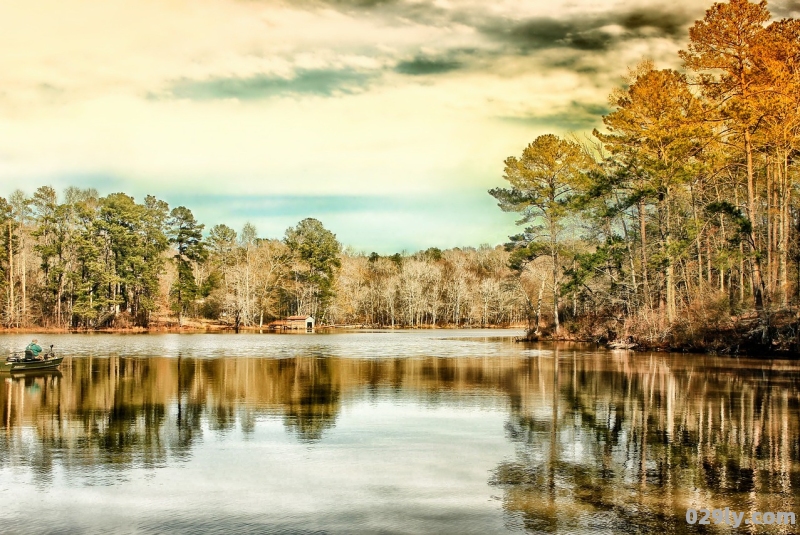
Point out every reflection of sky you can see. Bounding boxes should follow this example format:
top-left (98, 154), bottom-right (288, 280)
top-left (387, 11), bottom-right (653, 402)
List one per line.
top-left (4, 402), bottom-right (515, 533)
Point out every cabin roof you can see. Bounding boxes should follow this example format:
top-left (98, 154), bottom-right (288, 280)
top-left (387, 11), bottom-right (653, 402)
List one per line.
top-left (286, 315), bottom-right (313, 320)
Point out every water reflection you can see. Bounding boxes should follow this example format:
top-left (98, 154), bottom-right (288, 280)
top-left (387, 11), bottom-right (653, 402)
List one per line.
top-left (1, 343), bottom-right (799, 533)
top-left (0, 354), bottom-right (524, 475)
top-left (492, 347), bottom-right (800, 534)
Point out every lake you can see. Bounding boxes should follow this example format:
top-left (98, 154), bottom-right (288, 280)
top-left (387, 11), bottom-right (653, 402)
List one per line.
top-left (1, 331), bottom-right (799, 534)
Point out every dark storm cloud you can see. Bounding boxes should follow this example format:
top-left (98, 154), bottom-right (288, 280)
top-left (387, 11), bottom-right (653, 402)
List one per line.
top-left (162, 68), bottom-right (378, 100)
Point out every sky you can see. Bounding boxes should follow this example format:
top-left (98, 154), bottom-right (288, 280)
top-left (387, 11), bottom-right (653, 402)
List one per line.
top-left (2, 0), bottom-right (799, 253)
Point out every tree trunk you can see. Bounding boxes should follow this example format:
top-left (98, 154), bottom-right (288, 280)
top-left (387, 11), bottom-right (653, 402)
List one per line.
top-left (766, 158), bottom-right (773, 295)
top-left (662, 191), bottom-right (675, 324)
top-left (535, 277), bottom-right (545, 335)
top-left (744, 129), bottom-right (765, 309)
top-left (57, 275), bottom-right (63, 328)
top-left (21, 243), bottom-right (26, 326)
top-left (551, 223), bottom-right (559, 335)
top-left (616, 203), bottom-right (638, 311)
top-left (778, 151), bottom-right (789, 308)
top-left (638, 200), bottom-right (649, 308)
top-left (666, 262), bottom-right (675, 324)
top-left (695, 216), bottom-right (703, 289)
top-left (7, 222), bottom-right (13, 327)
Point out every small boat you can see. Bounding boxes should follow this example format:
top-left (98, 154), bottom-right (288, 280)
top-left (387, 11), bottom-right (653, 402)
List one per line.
top-left (2, 346), bottom-right (63, 373)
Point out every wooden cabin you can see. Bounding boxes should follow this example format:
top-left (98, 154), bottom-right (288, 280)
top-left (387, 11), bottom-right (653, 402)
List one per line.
top-left (266, 316), bottom-right (315, 331)
top-left (286, 315), bottom-right (314, 331)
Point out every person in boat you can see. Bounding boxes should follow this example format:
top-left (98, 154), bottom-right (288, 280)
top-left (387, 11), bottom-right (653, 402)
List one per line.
top-left (24, 339), bottom-right (42, 360)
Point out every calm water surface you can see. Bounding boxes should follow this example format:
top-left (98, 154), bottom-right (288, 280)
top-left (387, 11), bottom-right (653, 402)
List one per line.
top-left (1, 331), bottom-right (799, 534)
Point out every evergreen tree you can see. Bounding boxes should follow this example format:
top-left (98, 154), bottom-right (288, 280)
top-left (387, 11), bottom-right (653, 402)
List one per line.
top-left (284, 218), bottom-right (341, 322)
top-left (489, 134), bottom-right (594, 334)
top-left (168, 206), bottom-right (206, 322)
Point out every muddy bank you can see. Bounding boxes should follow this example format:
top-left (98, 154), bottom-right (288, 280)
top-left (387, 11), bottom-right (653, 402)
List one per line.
top-left (518, 309), bottom-right (800, 357)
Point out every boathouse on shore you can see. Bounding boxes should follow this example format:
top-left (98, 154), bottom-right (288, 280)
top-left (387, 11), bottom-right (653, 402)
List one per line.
top-left (286, 315), bottom-right (314, 331)
top-left (267, 315), bottom-right (315, 331)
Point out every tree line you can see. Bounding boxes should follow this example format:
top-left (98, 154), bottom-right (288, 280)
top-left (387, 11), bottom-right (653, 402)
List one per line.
top-left (0, 185), bottom-right (533, 329)
top-left (0, 186), bottom-right (344, 328)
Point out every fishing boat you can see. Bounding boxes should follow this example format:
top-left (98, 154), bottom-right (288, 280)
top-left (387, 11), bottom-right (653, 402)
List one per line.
top-left (2, 346), bottom-right (63, 373)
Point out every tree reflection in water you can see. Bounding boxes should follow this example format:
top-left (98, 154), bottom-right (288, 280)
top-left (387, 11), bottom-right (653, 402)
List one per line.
top-left (0, 354), bottom-right (524, 475)
top-left (490, 347), bottom-right (800, 534)
top-left (282, 358), bottom-right (340, 441)
top-left (0, 347), bottom-right (798, 534)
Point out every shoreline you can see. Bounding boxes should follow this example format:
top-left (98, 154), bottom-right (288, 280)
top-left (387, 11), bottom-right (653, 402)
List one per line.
top-left (2, 319), bottom-right (796, 357)
top-left (0, 323), bottom-right (528, 335)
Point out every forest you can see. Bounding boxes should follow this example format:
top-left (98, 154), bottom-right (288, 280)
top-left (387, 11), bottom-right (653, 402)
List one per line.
top-left (0, 0), bottom-right (798, 353)
top-left (0, 185), bottom-right (528, 331)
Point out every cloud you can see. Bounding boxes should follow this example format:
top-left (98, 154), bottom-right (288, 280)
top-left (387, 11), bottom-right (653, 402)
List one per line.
top-left (771, 0), bottom-right (800, 18)
top-left (0, 0), bottom-right (439, 110)
top-left (297, 0), bottom-right (450, 26)
top-left (480, 6), bottom-right (697, 53)
top-left (163, 68), bottom-right (379, 100)
top-left (617, 7), bottom-right (696, 38)
top-left (314, 0), bottom-right (399, 7)
top-left (0, 0), bottom-right (699, 112)
top-left (490, 18), bottom-right (612, 52)
top-left (498, 101), bottom-right (609, 132)
top-left (394, 55), bottom-right (463, 76)
top-left (294, 0), bottom-right (699, 52)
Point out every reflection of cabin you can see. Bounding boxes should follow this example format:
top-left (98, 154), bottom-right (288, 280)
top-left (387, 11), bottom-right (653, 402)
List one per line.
top-left (287, 315), bottom-right (314, 331)
top-left (268, 316), bottom-right (314, 331)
